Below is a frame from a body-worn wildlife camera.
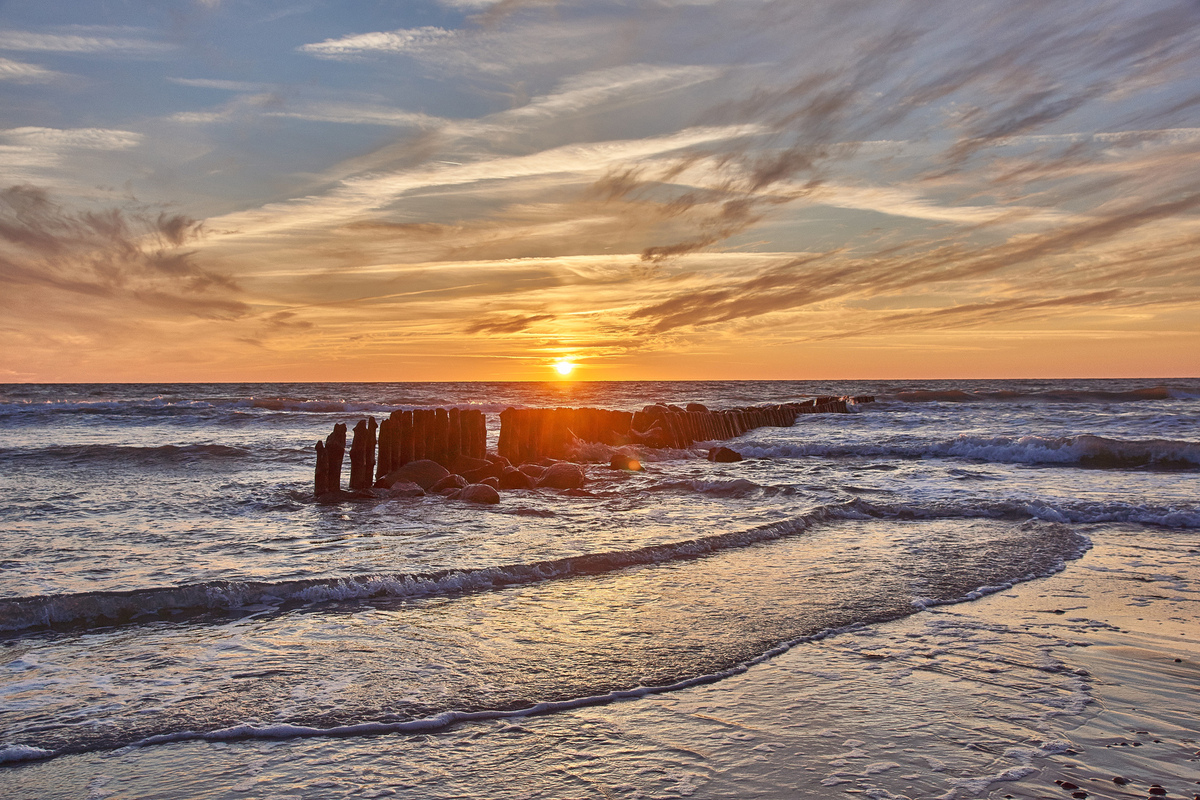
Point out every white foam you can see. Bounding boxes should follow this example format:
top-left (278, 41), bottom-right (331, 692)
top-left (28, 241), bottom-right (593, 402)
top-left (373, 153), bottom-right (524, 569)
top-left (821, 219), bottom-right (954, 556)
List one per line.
top-left (0, 743), bottom-right (55, 763)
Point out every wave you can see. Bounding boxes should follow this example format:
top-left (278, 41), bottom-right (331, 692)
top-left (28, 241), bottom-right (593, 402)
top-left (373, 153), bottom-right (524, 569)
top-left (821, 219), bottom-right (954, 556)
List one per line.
top-left (0, 519), bottom-right (1089, 766)
top-left (0, 442), bottom-right (251, 465)
top-left (881, 385), bottom-right (1184, 404)
top-left (836, 496), bottom-right (1200, 529)
top-left (0, 395), bottom-right (514, 418)
top-left (743, 433), bottom-right (1200, 469)
top-left (0, 517), bottom-right (815, 635)
top-left (0, 497), bottom-right (1112, 638)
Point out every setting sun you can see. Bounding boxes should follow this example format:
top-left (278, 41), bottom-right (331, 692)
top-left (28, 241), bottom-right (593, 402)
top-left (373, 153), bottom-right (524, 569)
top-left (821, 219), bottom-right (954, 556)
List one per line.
top-left (553, 360), bottom-right (576, 376)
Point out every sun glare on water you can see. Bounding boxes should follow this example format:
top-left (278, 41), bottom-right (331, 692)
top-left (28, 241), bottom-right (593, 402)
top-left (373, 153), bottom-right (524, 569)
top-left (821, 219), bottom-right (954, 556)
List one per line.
top-left (554, 359), bottom-right (575, 377)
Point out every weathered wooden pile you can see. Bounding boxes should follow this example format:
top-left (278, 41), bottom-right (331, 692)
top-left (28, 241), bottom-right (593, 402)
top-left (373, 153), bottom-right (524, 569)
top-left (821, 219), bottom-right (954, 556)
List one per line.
top-left (375, 408), bottom-right (487, 478)
top-left (314, 397), bottom-right (873, 497)
top-left (312, 408), bottom-right (486, 497)
top-left (498, 397), bottom-right (868, 463)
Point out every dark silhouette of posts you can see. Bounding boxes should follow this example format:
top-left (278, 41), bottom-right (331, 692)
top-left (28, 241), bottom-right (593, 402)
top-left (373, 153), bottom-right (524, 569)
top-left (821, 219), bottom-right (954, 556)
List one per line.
top-left (314, 422), bottom-right (347, 497)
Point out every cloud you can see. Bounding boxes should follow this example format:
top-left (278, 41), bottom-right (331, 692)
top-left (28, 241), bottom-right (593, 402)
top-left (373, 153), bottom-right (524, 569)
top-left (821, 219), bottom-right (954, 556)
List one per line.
top-left (464, 312), bottom-right (556, 334)
top-left (205, 124), bottom-right (759, 239)
top-left (0, 56), bottom-right (60, 82)
top-left (0, 127), bottom-right (144, 184)
top-left (264, 103), bottom-right (440, 128)
top-left (167, 78), bottom-right (264, 91)
top-left (0, 184), bottom-right (247, 321)
top-left (299, 27), bottom-right (455, 59)
top-left (0, 30), bottom-right (174, 57)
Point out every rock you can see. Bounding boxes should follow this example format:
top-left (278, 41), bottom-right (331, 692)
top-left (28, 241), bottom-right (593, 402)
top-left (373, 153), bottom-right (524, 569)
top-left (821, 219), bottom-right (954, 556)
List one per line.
top-left (685, 403), bottom-right (708, 413)
top-left (518, 463), bottom-right (546, 478)
top-left (484, 453), bottom-right (512, 467)
top-left (498, 466), bottom-right (535, 490)
top-left (708, 446), bottom-right (743, 463)
top-left (480, 476), bottom-right (500, 488)
top-left (378, 459), bottom-right (450, 490)
top-left (462, 460), bottom-right (505, 483)
top-left (460, 483), bottom-right (500, 504)
top-left (609, 453), bottom-right (643, 471)
top-left (385, 480), bottom-right (426, 498)
top-left (447, 454), bottom-right (489, 475)
top-left (431, 474), bottom-right (468, 492)
top-left (628, 425), bottom-right (669, 448)
top-left (538, 461), bottom-right (586, 489)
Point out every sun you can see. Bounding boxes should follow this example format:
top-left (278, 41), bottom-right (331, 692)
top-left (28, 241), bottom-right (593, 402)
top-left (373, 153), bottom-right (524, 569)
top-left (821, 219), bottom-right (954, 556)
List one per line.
top-left (553, 359), bottom-right (576, 376)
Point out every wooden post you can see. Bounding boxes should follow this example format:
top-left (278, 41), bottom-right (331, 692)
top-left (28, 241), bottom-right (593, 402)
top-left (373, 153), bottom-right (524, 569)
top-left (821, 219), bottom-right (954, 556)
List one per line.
top-left (349, 419), bottom-right (368, 491)
top-left (398, 410), bottom-right (412, 466)
top-left (432, 408), bottom-right (449, 466)
top-left (472, 410), bottom-right (486, 458)
top-left (365, 416), bottom-right (377, 483)
top-left (448, 408), bottom-right (461, 465)
top-left (315, 441), bottom-right (328, 496)
top-left (499, 408), bottom-right (515, 461)
top-left (376, 418), bottom-right (393, 480)
top-left (411, 410), bottom-right (427, 461)
top-left (324, 423), bottom-right (347, 493)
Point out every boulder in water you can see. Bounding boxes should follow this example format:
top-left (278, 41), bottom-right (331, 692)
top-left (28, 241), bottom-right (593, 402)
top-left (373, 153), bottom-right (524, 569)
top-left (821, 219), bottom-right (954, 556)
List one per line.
top-left (460, 483), bottom-right (500, 504)
top-left (462, 460), bottom-right (505, 483)
top-left (538, 462), bottom-right (586, 489)
top-left (379, 459), bottom-right (450, 490)
top-left (385, 481), bottom-right (426, 498)
top-left (518, 463), bottom-right (546, 478)
top-left (609, 453), bottom-right (643, 471)
top-left (431, 474), bottom-right (468, 492)
top-left (708, 446), bottom-right (743, 463)
top-left (498, 466), bottom-right (535, 490)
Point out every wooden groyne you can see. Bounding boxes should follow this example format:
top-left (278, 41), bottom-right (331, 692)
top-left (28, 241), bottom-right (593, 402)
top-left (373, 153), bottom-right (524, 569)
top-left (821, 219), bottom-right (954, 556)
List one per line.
top-left (314, 397), bottom-right (872, 497)
top-left (498, 397), bottom-right (871, 463)
top-left (314, 408), bottom-right (486, 497)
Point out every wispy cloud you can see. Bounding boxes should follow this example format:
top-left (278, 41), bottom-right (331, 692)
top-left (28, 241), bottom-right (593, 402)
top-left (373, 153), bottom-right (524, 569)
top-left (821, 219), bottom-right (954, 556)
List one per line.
top-left (167, 77), bottom-right (264, 91)
top-left (0, 127), bottom-right (144, 183)
top-left (207, 124), bottom-right (759, 238)
top-left (299, 27), bottom-right (456, 59)
top-left (264, 103), bottom-right (440, 128)
top-left (0, 30), bottom-right (174, 57)
top-left (464, 312), bottom-right (556, 334)
top-left (0, 56), bottom-right (60, 82)
top-left (0, 184), bottom-right (245, 320)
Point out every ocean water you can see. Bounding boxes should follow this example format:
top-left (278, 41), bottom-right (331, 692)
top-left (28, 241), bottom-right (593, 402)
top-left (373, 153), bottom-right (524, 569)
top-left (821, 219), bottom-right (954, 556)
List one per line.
top-left (0, 379), bottom-right (1197, 797)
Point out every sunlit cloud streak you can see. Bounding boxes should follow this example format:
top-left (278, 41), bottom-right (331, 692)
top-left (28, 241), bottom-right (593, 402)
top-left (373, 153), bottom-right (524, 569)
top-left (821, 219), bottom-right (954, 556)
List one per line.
top-left (0, 30), bottom-right (174, 56)
top-left (0, 56), bottom-right (59, 82)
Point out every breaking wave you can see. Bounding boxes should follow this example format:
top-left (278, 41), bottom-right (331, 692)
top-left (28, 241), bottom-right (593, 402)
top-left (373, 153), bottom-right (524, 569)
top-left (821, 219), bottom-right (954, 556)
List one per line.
top-left (0, 443), bottom-right (251, 464)
top-left (881, 385), bottom-right (1184, 404)
top-left (0, 497), bottom-right (1106, 637)
top-left (743, 433), bottom-right (1200, 469)
top-left (0, 517), bottom-right (812, 635)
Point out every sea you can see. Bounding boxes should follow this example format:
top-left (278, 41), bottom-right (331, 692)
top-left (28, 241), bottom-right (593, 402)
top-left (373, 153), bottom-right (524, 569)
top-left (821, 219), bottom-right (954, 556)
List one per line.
top-left (0, 379), bottom-right (1197, 799)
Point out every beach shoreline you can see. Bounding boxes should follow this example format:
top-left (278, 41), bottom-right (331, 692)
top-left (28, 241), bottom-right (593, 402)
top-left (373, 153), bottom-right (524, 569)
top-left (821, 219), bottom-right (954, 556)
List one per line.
top-left (3, 520), bottom-right (1196, 800)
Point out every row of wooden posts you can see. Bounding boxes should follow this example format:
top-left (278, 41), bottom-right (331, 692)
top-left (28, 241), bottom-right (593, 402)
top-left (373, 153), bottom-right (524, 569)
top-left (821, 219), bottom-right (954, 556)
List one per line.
top-left (497, 398), bottom-right (866, 462)
top-left (314, 397), bottom-right (873, 496)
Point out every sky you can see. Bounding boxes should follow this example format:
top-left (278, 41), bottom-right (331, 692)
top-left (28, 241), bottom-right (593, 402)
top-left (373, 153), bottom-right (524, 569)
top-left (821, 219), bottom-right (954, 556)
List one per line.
top-left (1, 0), bottom-right (1198, 382)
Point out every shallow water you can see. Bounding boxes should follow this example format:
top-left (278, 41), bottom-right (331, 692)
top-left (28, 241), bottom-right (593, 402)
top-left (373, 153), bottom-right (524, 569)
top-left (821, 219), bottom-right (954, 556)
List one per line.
top-left (0, 379), bottom-right (1197, 793)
